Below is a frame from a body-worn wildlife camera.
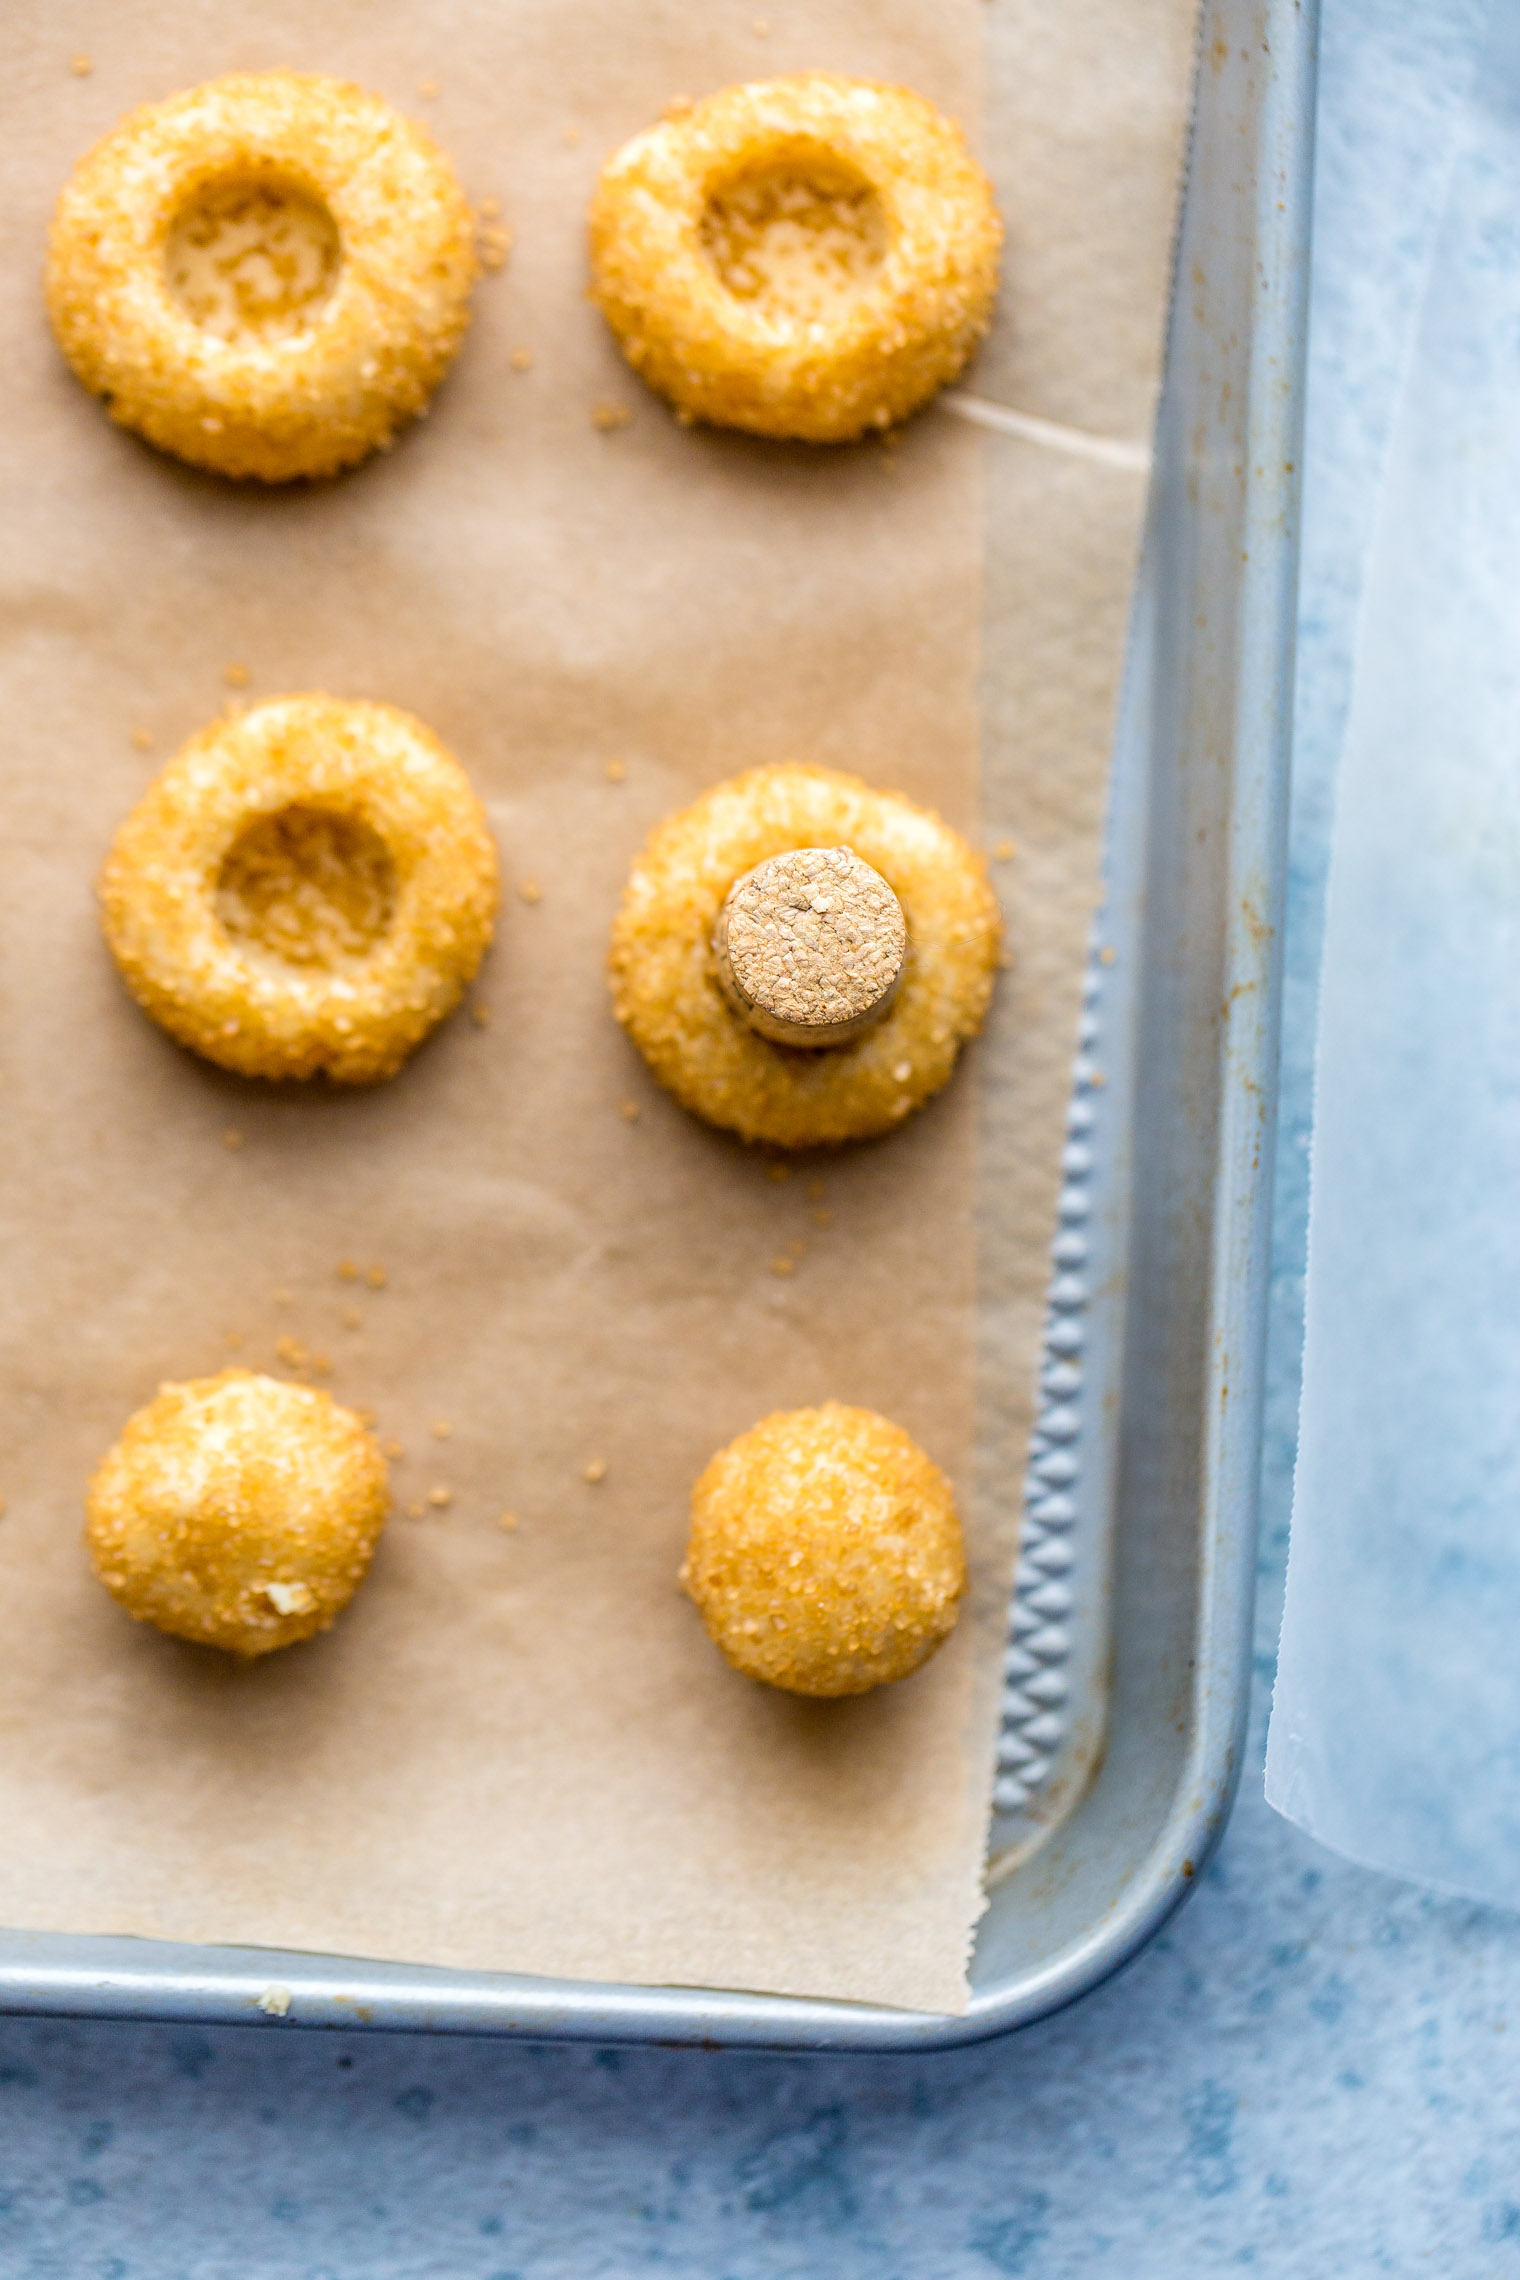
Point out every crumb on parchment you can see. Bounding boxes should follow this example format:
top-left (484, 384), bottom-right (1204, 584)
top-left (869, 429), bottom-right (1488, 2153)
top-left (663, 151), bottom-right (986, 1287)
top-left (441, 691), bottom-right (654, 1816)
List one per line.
top-left (478, 222), bottom-right (512, 271)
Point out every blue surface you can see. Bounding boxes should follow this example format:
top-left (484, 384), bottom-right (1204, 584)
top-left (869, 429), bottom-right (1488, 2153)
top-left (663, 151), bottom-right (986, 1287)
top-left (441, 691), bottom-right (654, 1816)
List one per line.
top-left (1268, 0), bottom-right (1520, 1899)
top-left (4, 3), bottom-right (1518, 2270)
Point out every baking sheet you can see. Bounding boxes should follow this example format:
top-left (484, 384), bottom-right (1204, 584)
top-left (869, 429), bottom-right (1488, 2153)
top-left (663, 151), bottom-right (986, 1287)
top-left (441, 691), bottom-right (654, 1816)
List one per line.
top-left (0, 0), bottom-right (1193, 2015)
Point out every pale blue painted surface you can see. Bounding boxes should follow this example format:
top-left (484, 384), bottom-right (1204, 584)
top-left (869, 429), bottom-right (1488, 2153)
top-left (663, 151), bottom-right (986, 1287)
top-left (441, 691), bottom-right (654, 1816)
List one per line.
top-left (3, 2), bottom-right (1517, 2270)
top-left (1266, 0), bottom-right (1520, 1897)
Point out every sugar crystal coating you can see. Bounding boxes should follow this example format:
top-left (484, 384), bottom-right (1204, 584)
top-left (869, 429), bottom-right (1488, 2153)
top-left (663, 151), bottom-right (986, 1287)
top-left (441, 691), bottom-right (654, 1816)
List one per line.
top-left (99, 694), bottom-right (499, 1083)
top-left (589, 72), bottom-right (1002, 442)
top-left (683, 1401), bottom-right (965, 1695)
top-left (85, 1369), bottom-right (390, 1657)
top-left (45, 71), bottom-right (479, 481)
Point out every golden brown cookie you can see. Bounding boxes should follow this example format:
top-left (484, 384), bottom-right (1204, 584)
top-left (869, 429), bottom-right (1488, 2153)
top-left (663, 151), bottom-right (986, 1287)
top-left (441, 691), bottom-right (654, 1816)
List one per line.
top-left (46, 71), bottom-right (479, 480)
top-left (608, 763), bottom-right (1002, 1147)
top-left (86, 1370), bottom-right (390, 1657)
top-left (589, 73), bottom-right (1001, 441)
top-left (683, 1401), bottom-right (965, 1696)
top-left (99, 694), bottom-right (499, 1084)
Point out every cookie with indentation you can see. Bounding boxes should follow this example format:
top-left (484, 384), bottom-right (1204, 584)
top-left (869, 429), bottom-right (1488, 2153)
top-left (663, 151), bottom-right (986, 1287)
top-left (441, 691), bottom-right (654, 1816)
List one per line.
top-left (590, 73), bottom-right (1001, 441)
top-left (46, 71), bottom-right (479, 480)
top-left (99, 693), bottom-right (498, 1083)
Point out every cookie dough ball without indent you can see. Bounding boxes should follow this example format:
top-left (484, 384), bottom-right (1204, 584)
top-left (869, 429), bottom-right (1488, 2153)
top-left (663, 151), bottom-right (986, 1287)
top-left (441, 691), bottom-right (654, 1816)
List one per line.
top-left (608, 763), bottom-right (1002, 1147)
top-left (99, 694), bottom-right (499, 1083)
top-left (86, 1370), bottom-right (390, 1657)
top-left (683, 1402), bottom-right (965, 1696)
top-left (45, 71), bottom-right (479, 480)
top-left (589, 73), bottom-right (1001, 441)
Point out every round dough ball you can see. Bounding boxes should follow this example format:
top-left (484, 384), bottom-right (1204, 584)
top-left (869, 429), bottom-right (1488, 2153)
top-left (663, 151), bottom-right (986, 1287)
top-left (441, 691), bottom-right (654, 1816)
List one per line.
top-left (683, 1401), bottom-right (965, 1696)
top-left (608, 763), bottom-right (1002, 1147)
top-left (589, 73), bottom-right (1001, 441)
top-left (86, 1370), bottom-right (390, 1657)
top-left (45, 71), bottom-right (479, 481)
top-left (99, 693), bottom-right (499, 1084)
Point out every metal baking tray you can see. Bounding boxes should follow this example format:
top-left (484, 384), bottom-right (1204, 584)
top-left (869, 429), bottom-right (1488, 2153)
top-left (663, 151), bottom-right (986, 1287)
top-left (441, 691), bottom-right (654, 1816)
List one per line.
top-left (0, 0), bottom-right (1314, 2050)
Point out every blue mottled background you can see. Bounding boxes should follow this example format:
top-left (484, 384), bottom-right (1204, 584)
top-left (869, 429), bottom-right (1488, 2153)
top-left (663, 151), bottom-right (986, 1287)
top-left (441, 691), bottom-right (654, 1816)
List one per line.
top-left (4, 2), bottom-right (1517, 2271)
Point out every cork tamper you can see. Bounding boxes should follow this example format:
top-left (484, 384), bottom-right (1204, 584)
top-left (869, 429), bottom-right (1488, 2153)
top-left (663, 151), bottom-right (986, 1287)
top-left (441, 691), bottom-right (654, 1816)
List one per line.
top-left (712, 846), bottom-right (907, 1049)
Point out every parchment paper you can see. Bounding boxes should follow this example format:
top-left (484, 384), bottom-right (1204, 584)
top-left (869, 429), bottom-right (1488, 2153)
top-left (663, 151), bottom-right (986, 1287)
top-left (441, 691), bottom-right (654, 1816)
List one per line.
top-left (1266, 3), bottom-right (1520, 1905)
top-left (0, 0), bottom-right (1194, 2013)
